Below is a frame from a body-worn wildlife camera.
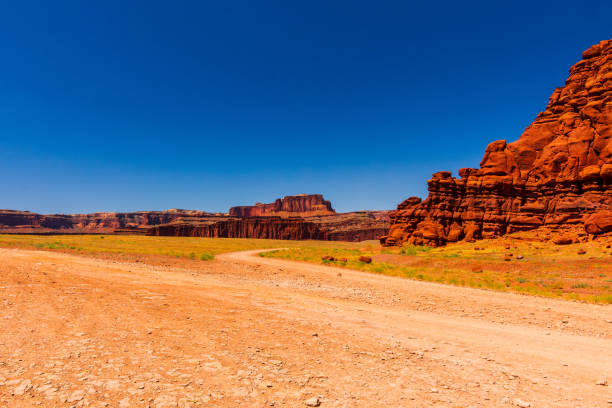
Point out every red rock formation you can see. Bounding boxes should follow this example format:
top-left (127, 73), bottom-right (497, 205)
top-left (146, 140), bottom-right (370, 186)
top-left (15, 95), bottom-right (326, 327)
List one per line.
top-left (226, 195), bottom-right (388, 241)
top-left (584, 211), bottom-right (612, 235)
top-left (229, 194), bottom-right (335, 217)
top-left (149, 211), bottom-right (391, 241)
top-left (307, 211), bottom-right (390, 241)
top-left (382, 39), bottom-right (612, 246)
top-left (1, 196), bottom-right (389, 242)
top-left (0, 209), bottom-right (213, 234)
top-left (149, 217), bottom-right (324, 240)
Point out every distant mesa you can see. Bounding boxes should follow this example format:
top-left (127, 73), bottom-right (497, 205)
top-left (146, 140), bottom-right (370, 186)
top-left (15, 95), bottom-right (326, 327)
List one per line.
top-left (229, 194), bottom-right (335, 217)
top-left (382, 39), bottom-right (612, 247)
top-left (149, 209), bottom-right (391, 242)
top-left (151, 194), bottom-right (389, 241)
top-left (0, 194), bottom-right (390, 242)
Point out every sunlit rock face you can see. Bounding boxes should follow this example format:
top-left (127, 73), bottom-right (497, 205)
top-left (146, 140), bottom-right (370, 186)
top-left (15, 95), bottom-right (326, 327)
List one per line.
top-left (229, 194), bottom-right (335, 218)
top-left (382, 39), bottom-right (612, 246)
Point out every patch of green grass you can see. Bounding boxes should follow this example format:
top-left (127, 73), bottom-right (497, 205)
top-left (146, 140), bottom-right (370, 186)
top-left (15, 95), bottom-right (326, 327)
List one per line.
top-left (400, 245), bottom-right (432, 256)
top-left (199, 253), bottom-right (214, 261)
top-left (0, 235), bottom-right (370, 260)
top-left (549, 280), bottom-right (564, 290)
top-left (590, 294), bottom-right (612, 304)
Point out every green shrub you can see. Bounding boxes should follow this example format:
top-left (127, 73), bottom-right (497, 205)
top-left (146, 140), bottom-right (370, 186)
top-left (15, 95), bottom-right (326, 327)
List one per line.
top-left (199, 253), bottom-right (214, 261)
top-left (571, 283), bottom-right (592, 289)
top-left (400, 245), bottom-right (432, 256)
top-left (549, 281), bottom-right (564, 290)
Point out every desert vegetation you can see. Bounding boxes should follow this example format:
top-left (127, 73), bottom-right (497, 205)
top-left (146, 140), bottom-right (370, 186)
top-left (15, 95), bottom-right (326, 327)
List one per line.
top-left (0, 234), bottom-right (365, 263)
top-left (261, 237), bottom-right (612, 304)
top-left (1, 234), bottom-right (611, 303)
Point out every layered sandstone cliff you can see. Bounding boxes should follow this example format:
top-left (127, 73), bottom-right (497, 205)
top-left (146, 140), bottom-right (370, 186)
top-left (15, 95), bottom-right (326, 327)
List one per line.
top-left (0, 209), bottom-right (213, 234)
top-left (149, 210), bottom-right (390, 242)
top-left (306, 211), bottom-right (390, 241)
top-left (229, 194), bottom-right (335, 217)
top-left (1, 195), bottom-right (389, 241)
top-left (149, 217), bottom-right (324, 240)
top-left (382, 39), bottom-right (612, 246)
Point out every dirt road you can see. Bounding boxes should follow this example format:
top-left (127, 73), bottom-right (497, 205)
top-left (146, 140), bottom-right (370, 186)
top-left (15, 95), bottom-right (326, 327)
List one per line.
top-left (0, 248), bottom-right (610, 407)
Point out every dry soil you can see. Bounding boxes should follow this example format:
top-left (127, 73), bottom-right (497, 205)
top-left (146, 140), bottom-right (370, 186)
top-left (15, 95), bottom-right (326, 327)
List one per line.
top-left (0, 248), bottom-right (611, 407)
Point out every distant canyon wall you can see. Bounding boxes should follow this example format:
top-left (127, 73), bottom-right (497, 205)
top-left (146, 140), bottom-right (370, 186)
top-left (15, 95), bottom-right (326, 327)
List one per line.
top-left (0, 209), bottom-right (212, 234)
top-left (1, 195), bottom-right (390, 242)
top-left (148, 211), bottom-right (390, 242)
top-left (149, 217), bottom-right (324, 240)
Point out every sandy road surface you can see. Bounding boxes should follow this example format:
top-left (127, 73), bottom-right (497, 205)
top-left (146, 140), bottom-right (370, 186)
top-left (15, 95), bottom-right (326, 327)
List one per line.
top-left (0, 248), bottom-right (611, 407)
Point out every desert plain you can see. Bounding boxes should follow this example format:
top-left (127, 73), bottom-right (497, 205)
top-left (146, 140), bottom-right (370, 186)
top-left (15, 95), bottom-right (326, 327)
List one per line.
top-left (0, 234), bottom-right (610, 408)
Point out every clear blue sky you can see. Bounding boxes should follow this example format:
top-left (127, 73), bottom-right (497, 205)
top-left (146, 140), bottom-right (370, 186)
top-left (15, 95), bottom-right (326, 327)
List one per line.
top-left (1, 1), bottom-right (610, 214)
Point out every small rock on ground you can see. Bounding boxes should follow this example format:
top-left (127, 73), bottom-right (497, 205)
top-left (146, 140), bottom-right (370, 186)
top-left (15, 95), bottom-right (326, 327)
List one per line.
top-left (305, 397), bottom-right (321, 407)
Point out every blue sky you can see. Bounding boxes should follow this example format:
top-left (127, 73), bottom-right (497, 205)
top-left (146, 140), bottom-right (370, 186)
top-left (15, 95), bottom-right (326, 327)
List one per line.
top-left (1, 1), bottom-right (611, 214)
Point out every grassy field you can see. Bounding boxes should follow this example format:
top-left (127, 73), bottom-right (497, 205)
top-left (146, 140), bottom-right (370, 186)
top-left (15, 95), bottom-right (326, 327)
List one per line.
top-left (261, 237), bottom-right (612, 304)
top-left (0, 234), bottom-right (367, 261)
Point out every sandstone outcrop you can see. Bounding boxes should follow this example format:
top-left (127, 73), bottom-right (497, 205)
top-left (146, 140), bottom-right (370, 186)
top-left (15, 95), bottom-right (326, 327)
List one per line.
top-left (229, 194), bottom-right (335, 217)
top-left (584, 211), bottom-right (612, 235)
top-left (382, 39), bottom-right (612, 246)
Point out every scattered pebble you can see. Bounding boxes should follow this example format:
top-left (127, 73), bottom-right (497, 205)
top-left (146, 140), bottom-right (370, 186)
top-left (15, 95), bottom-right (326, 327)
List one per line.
top-left (67, 389), bottom-right (85, 402)
top-left (305, 396), bottom-right (321, 407)
top-left (13, 379), bottom-right (32, 396)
